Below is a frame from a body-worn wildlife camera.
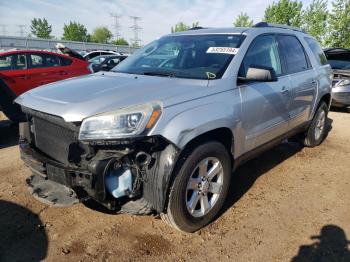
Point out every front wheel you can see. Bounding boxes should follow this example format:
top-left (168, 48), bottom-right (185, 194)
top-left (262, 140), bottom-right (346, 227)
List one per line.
top-left (161, 141), bottom-right (231, 233)
top-left (303, 101), bottom-right (329, 147)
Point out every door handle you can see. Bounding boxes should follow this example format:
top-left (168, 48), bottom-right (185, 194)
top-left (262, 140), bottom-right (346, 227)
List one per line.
top-left (18, 75), bottom-right (27, 79)
top-left (59, 71), bottom-right (68, 75)
top-left (311, 80), bottom-right (317, 84)
top-left (281, 86), bottom-right (289, 94)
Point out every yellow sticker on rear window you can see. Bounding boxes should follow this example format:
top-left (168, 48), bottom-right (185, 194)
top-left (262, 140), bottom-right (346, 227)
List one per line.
top-left (206, 47), bottom-right (239, 55)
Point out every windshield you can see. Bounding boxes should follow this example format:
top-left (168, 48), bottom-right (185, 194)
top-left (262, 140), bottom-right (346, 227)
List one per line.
top-left (112, 34), bottom-right (245, 79)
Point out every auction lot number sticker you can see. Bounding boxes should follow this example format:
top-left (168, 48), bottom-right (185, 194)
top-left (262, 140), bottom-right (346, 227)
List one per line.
top-left (206, 47), bottom-right (239, 55)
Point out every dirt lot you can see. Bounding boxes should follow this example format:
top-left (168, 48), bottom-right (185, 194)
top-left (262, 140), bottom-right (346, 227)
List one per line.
top-left (0, 110), bottom-right (349, 262)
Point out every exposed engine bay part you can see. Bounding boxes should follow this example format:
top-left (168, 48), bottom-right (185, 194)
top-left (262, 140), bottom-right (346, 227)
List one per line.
top-left (105, 167), bottom-right (133, 198)
top-left (19, 115), bottom-right (180, 214)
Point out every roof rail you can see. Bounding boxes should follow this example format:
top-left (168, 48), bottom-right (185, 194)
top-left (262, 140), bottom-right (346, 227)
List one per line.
top-left (253, 22), bottom-right (306, 33)
top-left (188, 26), bottom-right (207, 30)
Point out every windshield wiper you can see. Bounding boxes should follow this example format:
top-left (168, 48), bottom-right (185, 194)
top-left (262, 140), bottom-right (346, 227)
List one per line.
top-left (142, 71), bottom-right (175, 77)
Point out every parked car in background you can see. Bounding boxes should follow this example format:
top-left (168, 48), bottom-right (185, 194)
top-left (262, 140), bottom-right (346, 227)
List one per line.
top-left (83, 50), bottom-right (121, 60)
top-left (0, 49), bottom-right (91, 122)
top-left (16, 23), bottom-right (332, 232)
top-left (88, 55), bottom-right (128, 72)
top-left (324, 48), bottom-right (350, 108)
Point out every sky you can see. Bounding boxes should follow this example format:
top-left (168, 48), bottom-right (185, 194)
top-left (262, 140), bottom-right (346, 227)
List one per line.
top-left (0, 0), bottom-right (316, 45)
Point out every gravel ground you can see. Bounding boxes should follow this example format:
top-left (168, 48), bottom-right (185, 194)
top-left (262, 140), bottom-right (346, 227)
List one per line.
top-left (0, 110), bottom-right (349, 262)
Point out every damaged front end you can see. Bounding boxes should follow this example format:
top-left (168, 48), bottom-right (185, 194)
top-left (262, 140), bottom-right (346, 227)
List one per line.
top-left (19, 107), bottom-right (179, 215)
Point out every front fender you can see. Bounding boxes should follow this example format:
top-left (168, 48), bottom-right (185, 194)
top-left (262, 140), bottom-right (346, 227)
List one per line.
top-left (156, 102), bottom-right (238, 150)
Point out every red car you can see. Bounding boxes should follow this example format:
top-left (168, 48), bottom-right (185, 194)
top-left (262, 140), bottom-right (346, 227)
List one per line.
top-left (0, 49), bottom-right (91, 122)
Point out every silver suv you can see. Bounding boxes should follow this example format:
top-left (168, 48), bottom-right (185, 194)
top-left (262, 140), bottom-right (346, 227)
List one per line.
top-left (16, 23), bottom-right (332, 232)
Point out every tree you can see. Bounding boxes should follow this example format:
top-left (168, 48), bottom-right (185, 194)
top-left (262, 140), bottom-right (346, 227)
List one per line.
top-left (301, 0), bottom-right (328, 45)
top-left (325, 0), bottom-right (350, 48)
top-left (90, 27), bottom-right (113, 43)
top-left (171, 22), bottom-right (200, 33)
top-left (30, 18), bottom-right (52, 39)
top-left (264, 0), bottom-right (303, 27)
top-left (233, 12), bottom-right (254, 27)
top-left (113, 38), bottom-right (129, 46)
top-left (62, 21), bottom-right (89, 42)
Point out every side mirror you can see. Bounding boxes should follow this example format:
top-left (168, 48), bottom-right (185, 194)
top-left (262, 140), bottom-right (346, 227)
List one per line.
top-left (240, 65), bottom-right (277, 82)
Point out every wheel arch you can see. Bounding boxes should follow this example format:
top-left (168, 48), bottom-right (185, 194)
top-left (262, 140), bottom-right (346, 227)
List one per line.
top-left (161, 127), bottom-right (234, 213)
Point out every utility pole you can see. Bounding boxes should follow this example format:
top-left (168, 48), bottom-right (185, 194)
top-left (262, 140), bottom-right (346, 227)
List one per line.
top-left (110, 13), bottom-right (122, 41)
top-left (129, 16), bottom-right (142, 47)
top-left (17, 25), bottom-right (26, 37)
top-left (0, 24), bottom-right (8, 35)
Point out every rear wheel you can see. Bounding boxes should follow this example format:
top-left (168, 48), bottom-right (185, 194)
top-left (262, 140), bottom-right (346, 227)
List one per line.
top-left (161, 141), bottom-right (231, 233)
top-left (303, 101), bottom-right (329, 147)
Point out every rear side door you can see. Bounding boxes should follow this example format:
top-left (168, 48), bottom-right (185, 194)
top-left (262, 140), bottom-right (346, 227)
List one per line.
top-left (26, 53), bottom-right (51, 88)
top-left (27, 53), bottom-right (67, 88)
top-left (238, 34), bottom-right (291, 152)
top-left (277, 35), bottom-right (318, 129)
top-left (0, 53), bottom-right (29, 96)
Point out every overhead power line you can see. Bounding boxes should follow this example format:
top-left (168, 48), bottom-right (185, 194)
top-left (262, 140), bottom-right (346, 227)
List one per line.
top-left (0, 24), bottom-right (8, 35)
top-left (130, 16), bottom-right (142, 47)
top-left (17, 25), bottom-right (26, 37)
top-left (110, 13), bottom-right (122, 41)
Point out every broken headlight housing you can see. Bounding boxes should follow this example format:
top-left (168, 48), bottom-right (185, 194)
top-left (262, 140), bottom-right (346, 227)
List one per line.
top-left (78, 102), bottom-right (162, 140)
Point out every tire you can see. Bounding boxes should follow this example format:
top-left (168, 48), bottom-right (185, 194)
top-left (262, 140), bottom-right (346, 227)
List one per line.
top-left (161, 141), bottom-right (231, 233)
top-left (303, 101), bottom-right (329, 147)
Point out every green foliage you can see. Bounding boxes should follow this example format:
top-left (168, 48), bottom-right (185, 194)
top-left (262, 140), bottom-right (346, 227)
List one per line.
top-left (91, 27), bottom-right (113, 43)
top-left (62, 21), bottom-right (89, 42)
top-left (233, 12), bottom-right (254, 27)
top-left (302, 0), bottom-right (328, 45)
top-left (264, 0), bottom-right (303, 26)
top-left (30, 18), bottom-right (52, 39)
top-left (113, 38), bottom-right (129, 46)
top-left (325, 0), bottom-right (350, 48)
top-left (171, 22), bottom-right (200, 33)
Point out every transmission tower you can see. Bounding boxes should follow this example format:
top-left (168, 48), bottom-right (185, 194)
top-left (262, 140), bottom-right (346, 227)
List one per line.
top-left (130, 16), bottom-right (142, 47)
top-left (110, 13), bottom-right (122, 41)
top-left (0, 24), bottom-right (8, 35)
top-left (17, 25), bottom-right (26, 37)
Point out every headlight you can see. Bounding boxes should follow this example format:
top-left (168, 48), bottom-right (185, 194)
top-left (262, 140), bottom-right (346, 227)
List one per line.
top-left (78, 102), bottom-right (162, 140)
top-left (338, 79), bottom-right (350, 86)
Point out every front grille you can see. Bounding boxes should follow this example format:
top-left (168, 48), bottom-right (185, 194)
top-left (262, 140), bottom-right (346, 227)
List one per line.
top-left (30, 113), bottom-right (78, 164)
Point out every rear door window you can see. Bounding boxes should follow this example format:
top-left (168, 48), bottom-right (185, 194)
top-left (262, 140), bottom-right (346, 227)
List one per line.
top-left (277, 35), bottom-right (310, 74)
top-left (239, 34), bottom-right (282, 77)
top-left (29, 53), bottom-right (45, 68)
top-left (0, 55), bottom-right (13, 71)
top-left (304, 37), bottom-right (328, 66)
top-left (45, 54), bottom-right (60, 67)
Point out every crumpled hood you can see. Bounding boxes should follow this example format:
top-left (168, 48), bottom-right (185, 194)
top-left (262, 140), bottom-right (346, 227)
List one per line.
top-left (15, 72), bottom-right (219, 122)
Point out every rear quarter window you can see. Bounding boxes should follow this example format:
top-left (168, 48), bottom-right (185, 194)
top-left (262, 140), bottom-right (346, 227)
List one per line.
top-left (59, 56), bottom-right (73, 66)
top-left (304, 37), bottom-right (328, 66)
top-left (277, 35), bottom-right (311, 74)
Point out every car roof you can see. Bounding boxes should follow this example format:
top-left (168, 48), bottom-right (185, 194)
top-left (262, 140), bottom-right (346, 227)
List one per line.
top-left (0, 49), bottom-right (74, 58)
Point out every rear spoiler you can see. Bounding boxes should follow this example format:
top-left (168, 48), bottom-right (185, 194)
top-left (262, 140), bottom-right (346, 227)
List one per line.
top-left (55, 43), bottom-right (84, 60)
